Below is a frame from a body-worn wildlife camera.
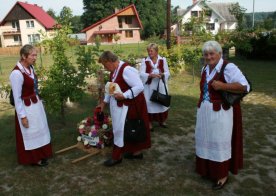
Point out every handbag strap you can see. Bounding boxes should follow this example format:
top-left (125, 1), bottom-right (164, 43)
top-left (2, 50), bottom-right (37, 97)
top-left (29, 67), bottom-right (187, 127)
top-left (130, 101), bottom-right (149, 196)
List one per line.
top-left (129, 88), bottom-right (142, 118)
top-left (156, 77), bottom-right (169, 95)
top-left (218, 60), bottom-right (228, 80)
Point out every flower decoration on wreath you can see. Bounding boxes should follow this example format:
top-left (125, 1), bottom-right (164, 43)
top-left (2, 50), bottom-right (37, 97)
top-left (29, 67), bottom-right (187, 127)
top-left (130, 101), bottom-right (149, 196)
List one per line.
top-left (77, 107), bottom-right (113, 149)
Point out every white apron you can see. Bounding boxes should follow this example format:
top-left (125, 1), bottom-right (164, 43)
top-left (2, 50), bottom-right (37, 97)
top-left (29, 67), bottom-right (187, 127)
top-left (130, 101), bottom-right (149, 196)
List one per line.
top-left (195, 101), bottom-right (233, 162)
top-left (109, 97), bottom-right (128, 147)
top-left (17, 97), bottom-right (51, 150)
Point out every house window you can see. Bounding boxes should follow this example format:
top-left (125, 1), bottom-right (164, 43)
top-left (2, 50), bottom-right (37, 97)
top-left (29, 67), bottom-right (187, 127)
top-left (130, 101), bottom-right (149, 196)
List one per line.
top-left (26, 21), bottom-right (34, 28)
top-left (206, 23), bottom-right (215, 30)
top-left (118, 18), bottom-right (122, 28)
top-left (125, 30), bottom-right (133, 38)
top-left (12, 21), bottom-right (19, 29)
top-left (28, 34), bottom-right (40, 44)
top-left (191, 11), bottom-right (198, 17)
top-left (125, 16), bottom-right (132, 24)
top-left (13, 35), bottom-right (21, 42)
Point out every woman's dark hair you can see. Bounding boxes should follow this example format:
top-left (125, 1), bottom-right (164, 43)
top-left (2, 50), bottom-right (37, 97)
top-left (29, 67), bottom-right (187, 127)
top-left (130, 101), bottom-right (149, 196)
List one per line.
top-left (98, 51), bottom-right (119, 64)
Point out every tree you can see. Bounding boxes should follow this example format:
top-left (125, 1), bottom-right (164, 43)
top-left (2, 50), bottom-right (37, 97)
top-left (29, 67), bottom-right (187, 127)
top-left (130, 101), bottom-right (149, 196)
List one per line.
top-left (71, 16), bottom-right (84, 33)
top-left (39, 25), bottom-right (96, 123)
top-left (58, 6), bottom-right (73, 26)
top-left (229, 3), bottom-right (247, 31)
top-left (47, 8), bottom-right (56, 19)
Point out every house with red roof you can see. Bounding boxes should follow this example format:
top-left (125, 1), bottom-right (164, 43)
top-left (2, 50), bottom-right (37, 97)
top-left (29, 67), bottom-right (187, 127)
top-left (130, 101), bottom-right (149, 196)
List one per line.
top-left (0, 1), bottom-right (56, 47)
top-left (81, 4), bottom-right (143, 45)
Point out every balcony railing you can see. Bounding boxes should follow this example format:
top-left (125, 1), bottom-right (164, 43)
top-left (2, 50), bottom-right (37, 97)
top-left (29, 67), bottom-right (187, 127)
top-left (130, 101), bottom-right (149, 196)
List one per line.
top-left (2, 30), bottom-right (21, 35)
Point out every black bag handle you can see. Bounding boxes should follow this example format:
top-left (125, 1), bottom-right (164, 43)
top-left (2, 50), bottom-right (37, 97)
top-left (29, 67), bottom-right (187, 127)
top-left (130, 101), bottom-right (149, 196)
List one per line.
top-left (129, 88), bottom-right (142, 119)
top-left (156, 77), bottom-right (169, 95)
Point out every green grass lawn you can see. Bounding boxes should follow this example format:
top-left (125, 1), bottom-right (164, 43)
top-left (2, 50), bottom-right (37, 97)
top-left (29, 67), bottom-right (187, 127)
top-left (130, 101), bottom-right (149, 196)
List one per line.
top-left (0, 53), bottom-right (275, 195)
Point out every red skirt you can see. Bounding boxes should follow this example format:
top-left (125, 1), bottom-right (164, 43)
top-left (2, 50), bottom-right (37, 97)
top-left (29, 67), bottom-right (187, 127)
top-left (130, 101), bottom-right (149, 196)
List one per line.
top-left (148, 110), bottom-right (168, 123)
top-left (124, 93), bottom-right (151, 153)
top-left (195, 103), bottom-right (243, 180)
top-left (15, 112), bottom-right (53, 165)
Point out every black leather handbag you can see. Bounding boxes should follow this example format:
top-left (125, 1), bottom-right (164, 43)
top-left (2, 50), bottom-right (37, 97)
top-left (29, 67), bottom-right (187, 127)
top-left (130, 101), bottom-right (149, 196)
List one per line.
top-left (124, 89), bottom-right (146, 142)
top-left (9, 89), bottom-right (15, 106)
top-left (219, 61), bottom-right (252, 106)
top-left (150, 77), bottom-right (171, 107)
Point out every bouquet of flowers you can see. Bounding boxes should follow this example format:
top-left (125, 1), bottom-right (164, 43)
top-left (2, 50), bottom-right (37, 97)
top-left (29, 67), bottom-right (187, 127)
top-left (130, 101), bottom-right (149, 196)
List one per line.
top-left (77, 107), bottom-right (113, 149)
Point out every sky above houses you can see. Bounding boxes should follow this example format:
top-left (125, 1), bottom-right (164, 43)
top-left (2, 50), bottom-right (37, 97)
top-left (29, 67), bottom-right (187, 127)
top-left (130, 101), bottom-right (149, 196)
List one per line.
top-left (0, 0), bottom-right (275, 21)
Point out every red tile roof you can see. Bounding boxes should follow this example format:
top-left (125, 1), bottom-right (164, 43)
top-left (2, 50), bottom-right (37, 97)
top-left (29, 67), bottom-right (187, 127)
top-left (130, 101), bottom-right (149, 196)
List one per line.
top-left (0, 1), bottom-right (55, 29)
top-left (81, 4), bottom-right (143, 33)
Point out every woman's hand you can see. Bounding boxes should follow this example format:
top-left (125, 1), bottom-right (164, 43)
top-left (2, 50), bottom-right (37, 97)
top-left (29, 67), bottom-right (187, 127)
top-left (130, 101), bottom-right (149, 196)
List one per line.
top-left (114, 93), bottom-right (125, 101)
top-left (21, 117), bottom-right (29, 128)
top-left (211, 80), bottom-right (225, 91)
top-left (149, 73), bottom-right (162, 79)
top-left (97, 102), bottom-right (106, 112)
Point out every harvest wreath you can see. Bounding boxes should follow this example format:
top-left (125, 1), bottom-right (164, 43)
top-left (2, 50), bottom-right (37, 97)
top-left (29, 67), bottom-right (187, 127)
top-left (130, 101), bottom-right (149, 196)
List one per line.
top-left (77, 107), bottom-right (113, 149)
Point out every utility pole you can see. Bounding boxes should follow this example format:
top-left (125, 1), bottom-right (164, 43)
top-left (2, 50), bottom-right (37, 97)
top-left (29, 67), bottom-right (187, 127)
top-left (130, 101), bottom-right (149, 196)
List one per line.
top-left (252, 0), bottom-right (255, 28)
top-left (166, 0), bottom-right (171, 49)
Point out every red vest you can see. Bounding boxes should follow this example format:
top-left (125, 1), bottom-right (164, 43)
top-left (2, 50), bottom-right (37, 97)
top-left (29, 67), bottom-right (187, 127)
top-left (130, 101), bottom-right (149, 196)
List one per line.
top-left (110, 63), bottom-right (145, 108)
top-left (197, 61), bottom-right (230, 111)
top-left (13, 66), bottom-right (38, 106)
top-left (145, 58), bottom-right (164, 84)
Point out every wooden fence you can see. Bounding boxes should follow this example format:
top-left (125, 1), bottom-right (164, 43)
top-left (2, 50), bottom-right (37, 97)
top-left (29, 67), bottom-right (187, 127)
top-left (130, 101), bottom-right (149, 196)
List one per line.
top-left (0, 47), bottom-right (21, 56)
top-left (0, 47), bottom-right (43, 56)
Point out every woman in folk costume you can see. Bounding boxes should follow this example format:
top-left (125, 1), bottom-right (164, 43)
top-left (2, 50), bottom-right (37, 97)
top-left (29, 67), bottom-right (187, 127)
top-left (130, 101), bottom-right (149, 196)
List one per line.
top-left (140, 43), bottom-right (170, 131)
top-left (9, 44), bottom-right (52, 166)
top-left (195, 41), bottom-right (250, 190)
top-left (98, 51), bottom-right (151, 167)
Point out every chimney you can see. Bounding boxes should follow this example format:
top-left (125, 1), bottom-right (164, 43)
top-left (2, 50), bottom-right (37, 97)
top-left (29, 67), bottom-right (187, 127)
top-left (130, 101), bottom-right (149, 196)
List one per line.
top-left (114, 8), bottom-right (119, 13)
top-left (193, 0), bottom-right (197, 4)
top-left (34, 4), bottom-right (37, 6)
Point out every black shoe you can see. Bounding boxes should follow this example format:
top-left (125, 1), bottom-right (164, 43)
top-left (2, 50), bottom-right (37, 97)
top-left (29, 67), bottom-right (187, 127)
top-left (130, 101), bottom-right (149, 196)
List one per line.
top-left (32, 159), bottom-right (48, 167)
top-left (103, 158), bottom-right (122, 167)
top-left (159, 123), bottom-right (168, 128)
top-left (124, 153), bottom-right (143, 160)
top-left (150, 128), bottom-right (154, 132)
top-left (212, 178), bottom-right (228, 190)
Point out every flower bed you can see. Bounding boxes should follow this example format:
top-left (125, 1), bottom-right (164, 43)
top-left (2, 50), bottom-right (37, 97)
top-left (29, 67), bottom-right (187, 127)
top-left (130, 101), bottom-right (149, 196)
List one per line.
top-left (77, 107), bottom-right (113, 149)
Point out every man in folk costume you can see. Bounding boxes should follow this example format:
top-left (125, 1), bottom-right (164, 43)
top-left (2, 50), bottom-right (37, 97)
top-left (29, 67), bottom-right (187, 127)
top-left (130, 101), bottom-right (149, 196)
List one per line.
top-left (98, 51), bottom-right (151, 167)
top-left (195, 41), bottom-right (250, 190)
top-left (9, 45), bottom-right (52, 166)
top-left (140, 43), bottom-right (170, 131)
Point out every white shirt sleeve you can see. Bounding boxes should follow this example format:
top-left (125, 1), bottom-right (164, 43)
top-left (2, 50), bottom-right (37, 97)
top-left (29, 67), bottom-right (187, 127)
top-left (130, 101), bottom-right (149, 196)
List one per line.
top-left (139, 58), bottom-right (149, 84)
top-left (9, 70), bottom-right (27, 118)
top-left (162, 57), bottom-right (170, 81)
top-left (123, 66), bottom-right (144, 99)
top-left (224, 63), bottom-right (251, 92)
top-left (103, 94), bottom-right (111, 103)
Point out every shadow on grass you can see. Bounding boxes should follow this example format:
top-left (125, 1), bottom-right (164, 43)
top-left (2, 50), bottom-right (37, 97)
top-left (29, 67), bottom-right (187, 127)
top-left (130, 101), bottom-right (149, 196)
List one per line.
top-left (0, 89), bottom-right (275, 195)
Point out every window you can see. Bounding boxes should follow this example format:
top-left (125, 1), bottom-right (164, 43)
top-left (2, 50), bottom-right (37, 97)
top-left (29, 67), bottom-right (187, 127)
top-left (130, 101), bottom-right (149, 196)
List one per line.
top-left (118, 18), bottom-right (122, 28)
top-left (125, 16), bottom-right (132, 24)
top-left (191, 11), bottom-right (198, 17)
top-left (13, 35), bottom-right (21, 42)
top-left (12, 21), bottom-right (19, 29)
top-left (26, 20), bottom-right (34, 28)
top-left (125, 30), bottom-right (133, 38)
top-left (28, 34), bottom-right (40, 44)
top-left (206, 23), bottom-right (215, 30)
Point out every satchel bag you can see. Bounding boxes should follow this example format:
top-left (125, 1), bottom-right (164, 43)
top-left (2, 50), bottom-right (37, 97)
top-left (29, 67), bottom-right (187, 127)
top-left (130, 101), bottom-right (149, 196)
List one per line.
top-left (9, 89), bottom-right (15, 106)
top-left (219, 61), bottom-right (252, 105)
top-left (150, 77), bottom-right (171, 107)
top-left (124, 89), bottom-right (147, 142)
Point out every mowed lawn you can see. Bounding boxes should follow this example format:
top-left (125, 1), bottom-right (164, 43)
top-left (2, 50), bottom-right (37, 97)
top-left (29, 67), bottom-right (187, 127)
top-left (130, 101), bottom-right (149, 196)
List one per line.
top-left (0, 54), bottom-right (275, 195)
